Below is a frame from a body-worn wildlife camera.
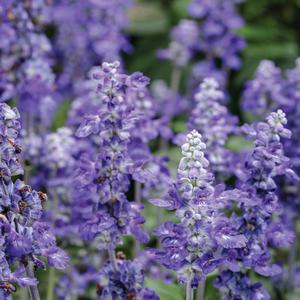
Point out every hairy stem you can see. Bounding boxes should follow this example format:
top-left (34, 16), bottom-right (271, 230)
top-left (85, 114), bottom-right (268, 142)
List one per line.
top-left (25, 262), bottom-right (41, 300)
top-left (134, 181), bottom-right (142, 204)
top-left (19, 287), bottom-right (29, 300)
top-left (171, 66), bottom-right (181, 94)
top-left (287, 222), bottom-right (297, 290)
top-left (134, 182), bottom-right (142, 256)
top-left (46, 267), bottom-right (55, 300)
top-left (108, 248), bottom-right (118, 272)
top-left (46, 189), bottom-right (59, 300)
top-left (186, 272), bottom-right (194, 300)
top-left (197, 280), bottom-right (205, 300)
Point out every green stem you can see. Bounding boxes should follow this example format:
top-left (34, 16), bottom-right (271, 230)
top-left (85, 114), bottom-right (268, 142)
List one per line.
top-left (197, 280), bottom-right (205, 300)
top-left (108, 248), bottom-right (118, 271)
top-left (25, 262), bottom-right (41, 300)
top-left (170, 67), bottom-right (181, 94)
top-left (186, 272), bottom-right (194, 300)
top-left (24, 165), bottom-right (32, 186)
top-left (46, 267), bottom-right (56, 300)
top-left (46, 188), bottom-right (59, 300)
top-left (19, 287), bottom-right (29, 300)
top-left (134, 182), bottom-right (142, 256)
top-left (287, 222), bottom-right (297, 290)
top-left (159, 66), bottom-right (182, 152)
top-left (134, 182), bottom-right (142, 204)
top-left (13, 218), bottom-right (39, 300)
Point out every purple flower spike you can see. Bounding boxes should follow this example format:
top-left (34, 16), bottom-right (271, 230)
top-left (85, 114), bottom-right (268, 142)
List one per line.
top-left (152, 130), bottom-right (247, 294)
top-left (175, 78), bottom-right (239, 179)
top-left (71, 62), bottom-right (162, 298)
top-left (216, 110), bottom-right (297, 298)
top-left (0, 103), bottom-right (68, 298)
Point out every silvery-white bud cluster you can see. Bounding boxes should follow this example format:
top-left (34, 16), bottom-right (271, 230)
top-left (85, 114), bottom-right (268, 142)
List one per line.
top-left (177, 130), bottom-right (210, 200)
top-left (195, 78), bottom-right (224, 104)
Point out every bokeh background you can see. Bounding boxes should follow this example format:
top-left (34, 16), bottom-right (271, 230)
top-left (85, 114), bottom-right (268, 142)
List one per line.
top-left (125, 0), bottom-right (300, 119)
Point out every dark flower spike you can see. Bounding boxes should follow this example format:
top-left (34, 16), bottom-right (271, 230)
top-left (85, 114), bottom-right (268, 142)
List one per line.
top-left (0, 103), bottom-right (69, 299)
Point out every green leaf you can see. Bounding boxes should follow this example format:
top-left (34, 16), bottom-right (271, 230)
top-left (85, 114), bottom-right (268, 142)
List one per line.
top-left (128, 3), bottom-right (169, 35)
top-left (145, 278), bottom-right (184, 300)
top-left (226, 135), bottom-right (253, 152)
top-left (51, 99), bottom-right (71, 131)
top-left (172, 0), bottom-right (190, 18)
top-left (245, 42), bottom-right (298, 59)
top-left (172, 119), bottom-right (187, 133)
top-left (159, 146), bottom-right (181, 177)
top-left (239, 25), bottom-right (295, 41)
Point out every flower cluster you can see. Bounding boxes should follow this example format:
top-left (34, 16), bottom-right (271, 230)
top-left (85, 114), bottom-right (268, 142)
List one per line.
top-left (152, 131), bottom-right (246, 296)
top-left (0, 103), bottom-right (68, 299)
top-left (188, 78), bottom-right (239, 177)
top-left (51, 0), bottom-right (132, 94)
top-left (188, 0), bottom-right (245, 72)
top-left (242, 60), bottom-right (300, 261)
top-left (97, 256), bottom-right (158, 300)
top-left (0, 0), bottom-right (57, 130)
top-left (151, 109), bottom-right (296, 300)
top-left (71, 61), bottom-right (161, 298)
top-left (215, 110), bottom-right (296, 298)
top-left (73, 62), bottom-right (150, 247)
top-left (158, 20), bottom-right (200, 67)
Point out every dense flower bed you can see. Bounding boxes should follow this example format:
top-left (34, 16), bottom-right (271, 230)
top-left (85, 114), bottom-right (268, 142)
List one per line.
top-left (1, 1), bottom-right (300, 299)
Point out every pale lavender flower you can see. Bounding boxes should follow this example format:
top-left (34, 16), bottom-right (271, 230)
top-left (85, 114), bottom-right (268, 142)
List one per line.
top-left (158, 20), bottom-right (199, 67)
top-left (242, 60), bottom-right (287, 115)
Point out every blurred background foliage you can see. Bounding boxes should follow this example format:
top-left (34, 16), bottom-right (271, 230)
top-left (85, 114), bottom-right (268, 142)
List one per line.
top-left (125, 0), bottom-right (300, 118)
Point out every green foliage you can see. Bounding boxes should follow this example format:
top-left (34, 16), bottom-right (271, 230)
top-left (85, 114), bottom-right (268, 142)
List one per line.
top-left (128, 3), bottom-right (169, 35)
top-left (226, 135), bottom-right (253, 152)
top-left (235, 0), bottom-right (300, 93)
top-left (126, 0), bottom-right (300, 120)
top-left (145, 278), bottom-right (184, 300)
top-left (51, 99), bottom-right (71, 131)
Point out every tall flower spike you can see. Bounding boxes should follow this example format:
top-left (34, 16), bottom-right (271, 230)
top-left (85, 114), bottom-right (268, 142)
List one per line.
top-left (0, 1), bottom-right (57, 130)
top-left (158, 19), bottom-right (199, 67)
top-left (186, 0), bottom-right (245, 91)
top-left (186, 78), bottom-right (238, 178)
top-left (35, 127), bottom-right (79, 239)
top-left (242, 60), bottom-right (287, 115)
top-left (241, 59), bottom-right (300, 289)
top-left (0, 103), bottom-right (69, 300)
top-left (188, 0), bottom-right (245, 71)
top-left (72, 62), bottom-right (158, 299)
top-left (215, 110), bottom-right (297, 299)
top-left (153, 130), bottom-right (247, 300)
top-left (156, 19), bottom-right (200, 143)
